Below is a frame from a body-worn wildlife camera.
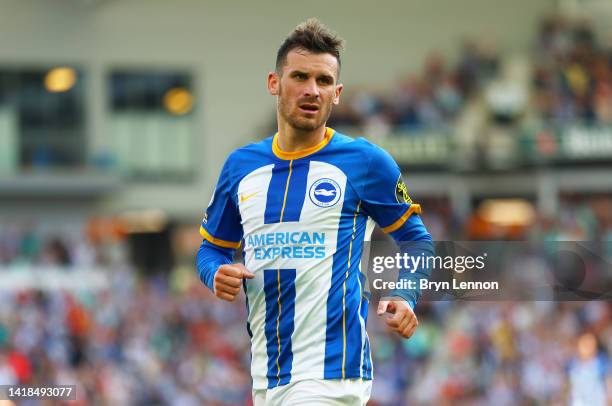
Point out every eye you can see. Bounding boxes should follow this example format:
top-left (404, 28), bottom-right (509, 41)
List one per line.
top-left (294, 73), bottom-right (307, 80)
top-left (317, 77), bottom-right (333, 85)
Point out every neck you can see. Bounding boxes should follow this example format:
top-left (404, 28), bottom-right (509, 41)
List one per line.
top-left (276, 120), bottom-right (327, 152)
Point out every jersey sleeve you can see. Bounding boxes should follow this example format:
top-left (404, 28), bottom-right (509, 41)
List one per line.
top-left (199, 155), bottom-right (243, 249)
top-left (358, 142), bottom-right (430, 242)
top-left (358, 141), bottom-right (433, 309)
top-left (196, 239), bottom-right (235, 292)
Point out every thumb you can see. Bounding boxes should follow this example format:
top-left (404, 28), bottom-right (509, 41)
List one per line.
top-left (377, 300), bottom-right (389, 316)
top-left (234, 263), bottom-right (255, 279)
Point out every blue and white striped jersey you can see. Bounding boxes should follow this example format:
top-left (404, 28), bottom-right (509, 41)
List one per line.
top-left (199, 127), bottom-right (431, 390)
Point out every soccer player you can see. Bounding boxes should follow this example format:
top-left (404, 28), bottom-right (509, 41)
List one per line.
top-left (196, 18), bottom-right (433, 405)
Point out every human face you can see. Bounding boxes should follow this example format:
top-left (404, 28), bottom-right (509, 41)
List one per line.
top-left (268, 49), bottom-right (343, 132)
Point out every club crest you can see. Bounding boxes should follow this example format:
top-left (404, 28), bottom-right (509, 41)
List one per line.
top-left (309, 178), bottom-right (342, 208)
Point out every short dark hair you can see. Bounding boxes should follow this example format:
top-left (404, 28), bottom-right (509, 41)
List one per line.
top-left (276, 18), bottom-right (345, 76)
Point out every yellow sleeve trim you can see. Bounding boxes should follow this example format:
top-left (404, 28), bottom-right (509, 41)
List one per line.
top-left (381, 204), bottom-right (422, 234)
top-left (200, 225), bottom-right (241, 249)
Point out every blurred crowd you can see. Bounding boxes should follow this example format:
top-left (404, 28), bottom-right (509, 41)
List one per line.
top-left (371, 301), bottom-right (611, 405)
top-left (416, 194), bottom-right (612, 243)
top-left (327, 42), bottom-right (499, 134)
top-left (0, 226), bottom-right (92, 269)
top-left (533, 16), bottom-right (612, 126)
top-left (303, 15), bottom-right (611, 137)
top-left (0, 225), bottom-right (253, 405)
top-left (0, 195), bottom-right (610, 405)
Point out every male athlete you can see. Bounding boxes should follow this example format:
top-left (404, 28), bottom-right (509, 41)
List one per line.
top-left (196, 19), bottom-right (433, 405)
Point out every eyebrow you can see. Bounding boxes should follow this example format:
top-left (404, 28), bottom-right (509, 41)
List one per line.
top-left (290, 70), bottom-right (335, 81)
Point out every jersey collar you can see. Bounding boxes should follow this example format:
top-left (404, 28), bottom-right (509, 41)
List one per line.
top-left (272, 127), bottom-right (335, 160)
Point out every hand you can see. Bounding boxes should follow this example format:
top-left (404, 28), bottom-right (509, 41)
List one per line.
top-left (213, 263), bottom-right (255, 302)
top-left (377, 298), bottom-right (418, 339)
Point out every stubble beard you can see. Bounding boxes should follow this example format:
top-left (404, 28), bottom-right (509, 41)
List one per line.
top-left (277, 87), bottom-right (333, 132)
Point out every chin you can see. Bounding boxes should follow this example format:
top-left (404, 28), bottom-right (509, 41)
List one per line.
top-left (288, 117), bottom-right (322, 132)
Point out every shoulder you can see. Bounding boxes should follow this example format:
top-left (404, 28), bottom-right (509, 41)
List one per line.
top-left (357, 137), bottom-right (397, 167)
top-left (227, 136), bottom-right (274, 162)
top-left (328, 130), bottom-right (372, 151)
top-left (223, 136), bottom-right (275, 175)
top-left (329, 131), bottom-right (395, 165)
top-left (323, 131), bottom-right (399, 193)
top-left (344, 136), bottom-right (401, 191)
top-left (322, 129), bottom-right (399, 178)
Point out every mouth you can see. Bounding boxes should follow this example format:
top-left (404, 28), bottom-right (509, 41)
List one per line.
top-left (298, 103), bottom-right (320, 114)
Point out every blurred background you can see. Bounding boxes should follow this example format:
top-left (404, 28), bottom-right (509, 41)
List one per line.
top-left (0, 0), bottom-right (611, 404)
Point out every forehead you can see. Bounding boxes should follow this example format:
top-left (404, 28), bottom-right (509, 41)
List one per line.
top-left (282, 49), bottom-right (339, 78)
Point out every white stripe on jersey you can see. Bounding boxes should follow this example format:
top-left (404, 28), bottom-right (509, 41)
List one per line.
top-left (237, 163), bottom-right (275, 385)
top-left (238, 160), bottom-right (348, 389)
top-left (289, 161), bottom-right (346, 385)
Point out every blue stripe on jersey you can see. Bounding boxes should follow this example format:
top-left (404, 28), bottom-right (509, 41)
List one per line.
top-left (358, 271), bottom-right (371, 379)
top-left (264, 162), bottom-right (289, 224)
top-left (281, 160), bottom-right (309, 222)
top-left (263, 268), bottom-right (296, 388)
top-left (324, 197), bottom-right (366, 379)
top-left (243, 279), bottom-right (253, 339)
top-left (264, 161), bottom-right (308, 224)
top-left (358, 282), bottom-right (372, 379)
top-left (362, 333), bottom-right (372, 379)
top-left (242, 248), bottom-right (253, 339)
top-left (345, 215), bottom-right (367, 375)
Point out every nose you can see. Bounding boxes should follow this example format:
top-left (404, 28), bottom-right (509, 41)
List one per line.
top-left (303, 78), bottom-right (320, 98)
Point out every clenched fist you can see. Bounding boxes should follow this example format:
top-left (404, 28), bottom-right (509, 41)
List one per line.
top-left (213, 263), bottom-right (255, 302)
top-left (377, 298), bottom-right (418, 339)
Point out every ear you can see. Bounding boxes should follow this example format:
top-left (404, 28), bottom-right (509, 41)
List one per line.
top-left (333, 83), bottom-right (343, 105)
top-left (268, 72), bottom-right (280, 96)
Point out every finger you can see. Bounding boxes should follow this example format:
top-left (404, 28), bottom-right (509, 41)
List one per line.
top-left (232, 263), bottom-right (255, 279)
top-left (377, 300), bottom-right (389, 316)
top-left (385, 315), bottom-right (401, 329)
top-left (216, 291), bottom-right (237, 302)
top-left (396, 315), bottom-right (410, 332)
top-left (400, 317), bottom-right (418, 335)
top-left (406, 317), bottom-right (418, 332)
top-left (220, 264), bottom-right (255, 280)
top-left (391, 306), bottom-right (409, 324)
top-left (387, 314), bottom-right (410, 333)
top-left (215, 273), bottom-right (243, 288)
top-left (218, 264), bottom-right (245, 278)
top-left (215, 283), bottom-right (241, 296)
top-left (402, 322), bottom-right (418, 339)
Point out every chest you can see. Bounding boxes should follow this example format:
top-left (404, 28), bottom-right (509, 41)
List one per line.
top-left (236, 161), bottom-right (349, 235)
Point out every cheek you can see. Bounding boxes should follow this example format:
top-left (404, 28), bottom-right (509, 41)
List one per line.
top-left (280, 85), bottom-right (297, 103)
top-left (324, 90), bottom-right (337, 105)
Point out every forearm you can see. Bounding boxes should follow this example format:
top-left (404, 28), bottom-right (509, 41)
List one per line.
top-left (389, 224), bottom-right (434, 309)
top-left (195, 240), bottom-right (235, 292)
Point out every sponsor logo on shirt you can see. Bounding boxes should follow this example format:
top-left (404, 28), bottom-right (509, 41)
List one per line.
top-left (247, 231), bottom-right (326, 260)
